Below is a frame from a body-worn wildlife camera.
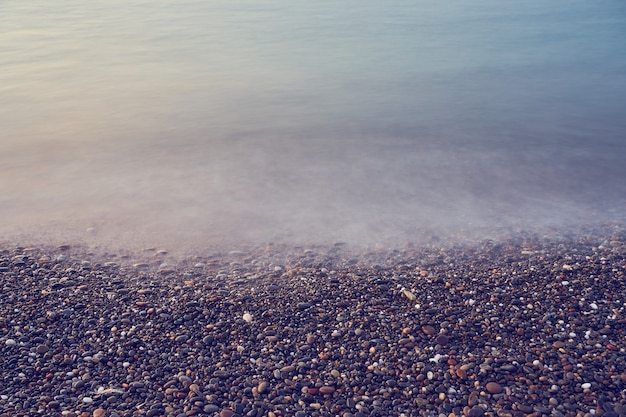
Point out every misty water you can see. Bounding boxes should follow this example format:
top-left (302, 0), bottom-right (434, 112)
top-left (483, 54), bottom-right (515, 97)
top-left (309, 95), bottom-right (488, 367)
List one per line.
top-left (1, 0), bottom-right (626, 253)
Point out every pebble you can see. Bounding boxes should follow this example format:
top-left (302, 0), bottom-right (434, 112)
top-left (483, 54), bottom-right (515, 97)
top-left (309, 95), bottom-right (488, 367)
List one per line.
top-left (1, 229), bottom-right (625, 417)
top-left (468, 391), bottom-right (479, 406)
top-left (402, 288), bottom-right (416, 301)
top-left (485, 381), bottom-right (503, 394)
top-left (319, 386), bottom-right (336, 395)
top-left (468, 406), bottom-right (485, 417)
top-left (422, 325), bottom-right (437, 335)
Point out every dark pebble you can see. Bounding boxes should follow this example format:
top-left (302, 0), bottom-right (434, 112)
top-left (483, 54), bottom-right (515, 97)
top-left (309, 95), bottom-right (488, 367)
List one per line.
top-left (468, 406), bottom-right (485, 417)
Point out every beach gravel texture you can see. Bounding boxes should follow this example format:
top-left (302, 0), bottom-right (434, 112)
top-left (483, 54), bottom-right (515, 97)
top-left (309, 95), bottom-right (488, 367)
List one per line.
top-left (1, 226), bottom-right (626, 417)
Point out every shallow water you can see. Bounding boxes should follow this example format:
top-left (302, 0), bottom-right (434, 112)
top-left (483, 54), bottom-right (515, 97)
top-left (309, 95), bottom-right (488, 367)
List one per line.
top-left (1, 0), bottom-right (625, 251)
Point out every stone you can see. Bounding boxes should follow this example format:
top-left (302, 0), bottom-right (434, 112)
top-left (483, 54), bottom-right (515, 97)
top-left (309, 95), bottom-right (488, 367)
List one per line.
top-left (422, 325), bottom-right (437, 335)
top-left (319, 386), bottom-right (335, 395)
top-left (220, 409), bottom-right (235, 417)
top-left (468, 406), bottom-right (485, 417)
top-left (485, 382), bottom-right (503, 394)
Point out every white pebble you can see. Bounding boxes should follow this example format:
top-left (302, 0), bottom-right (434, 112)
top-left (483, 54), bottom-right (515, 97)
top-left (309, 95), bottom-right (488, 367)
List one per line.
top-left (242, 313), bottom-right (253, 323)
top-left (82, 397), bottom-right (93, 403)
top-left (581, 382), bottom-right (591, 389)
top-left (429, 354), bottom-right (442, 363)
top-left (5, 339), bottom-right (16, 346)
top-left (427, 371), bottom-right (434, 380)
top-left (123, 362), bottom-right (130, 368)
top-left (590, 303), bottom-right (598, 310)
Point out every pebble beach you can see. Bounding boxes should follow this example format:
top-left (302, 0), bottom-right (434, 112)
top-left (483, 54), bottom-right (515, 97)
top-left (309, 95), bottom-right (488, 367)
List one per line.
top-left (1, 225), bottom-right (626, 417)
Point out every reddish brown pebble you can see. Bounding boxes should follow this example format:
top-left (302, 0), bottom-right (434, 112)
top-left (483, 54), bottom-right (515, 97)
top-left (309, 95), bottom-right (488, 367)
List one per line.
top-left (319, 386), bottom-right (335, 395)
top-left (422, 325), bottom-right (436, 335)
top-left (468, 391), bottom-right (479, 406)
top-left (456, 368), bottom-right (467, 379)
top-left (220, 409), bottom-right (235, 417)
top-left (93, 409), bottom-right (106, 417)
top-left (280, 365), bottom-right (296, 373)
top-left (485, 381), bottom-right (503, 394)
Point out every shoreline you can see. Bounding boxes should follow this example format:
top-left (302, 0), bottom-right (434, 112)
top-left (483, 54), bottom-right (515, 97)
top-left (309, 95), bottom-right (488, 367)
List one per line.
top-left (1, 227), bottom-right (625, 417)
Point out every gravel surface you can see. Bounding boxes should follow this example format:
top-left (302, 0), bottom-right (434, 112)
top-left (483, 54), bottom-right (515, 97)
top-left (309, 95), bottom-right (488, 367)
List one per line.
top-left (1, 225), bottom-right (626, 417)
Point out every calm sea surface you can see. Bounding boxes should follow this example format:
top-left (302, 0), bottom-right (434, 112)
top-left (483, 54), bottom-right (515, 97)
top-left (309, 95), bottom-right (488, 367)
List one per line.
top-left (1, 0), bottom-right (625, 249)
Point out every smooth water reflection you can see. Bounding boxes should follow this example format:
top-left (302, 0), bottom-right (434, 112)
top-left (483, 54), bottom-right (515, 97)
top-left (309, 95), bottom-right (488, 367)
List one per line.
top-left (1, 0), bottom-right (625, 249)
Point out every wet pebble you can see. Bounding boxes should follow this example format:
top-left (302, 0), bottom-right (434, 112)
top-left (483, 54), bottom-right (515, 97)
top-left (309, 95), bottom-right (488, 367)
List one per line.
top-left (485, 382), bottom-right (503, 394)
top-left (422, 325), bottom-right (437, 335)
top-left (220, 409), bottom-right (235, 417)
top-left (1, 230), bottom-right (626, 417)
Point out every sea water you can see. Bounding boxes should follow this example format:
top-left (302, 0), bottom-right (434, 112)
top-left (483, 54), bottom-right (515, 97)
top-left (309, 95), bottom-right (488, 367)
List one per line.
top-left (1, 0), bottom-right (625, 250)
